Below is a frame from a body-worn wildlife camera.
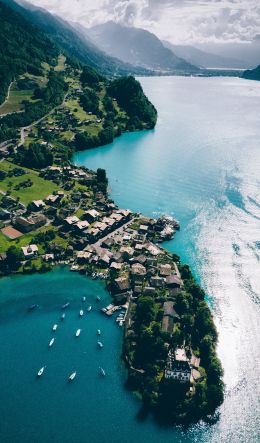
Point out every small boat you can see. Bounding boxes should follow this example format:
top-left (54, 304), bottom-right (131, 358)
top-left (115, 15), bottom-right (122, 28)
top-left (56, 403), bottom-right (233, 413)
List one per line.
top-left (96, 296), bottom-right (101, 302)
top-left (82, 296), bottom-right (86, 302)
top-left (49, 338), bottom-right (55, 347)
top-left (61, 302), bottom-right (70, 310)
top-left (28, 304), bottom-right (39, 311)
top-left (61, 313), bottom-right (65, 321)
top-left (97, 341), bottom-right (103, 348)
top-left (52, 324), bottom-right (58, 331)
top-left (119, 320), bottom-right (123, 327)
top-left (79, 310), bottom-right (84, 317)
top-left (87, 305), bottom-right (92, 312)
top-left (37, 366), bottom-right (45, 377)
top-left (68, 371), bottom-right (77, 381)
top-left (76, 329), bottom-right (81, 337)
top-left (97, 329), bottom-right (101, 336)
top-left (99, 367), bottom-right (106, 377)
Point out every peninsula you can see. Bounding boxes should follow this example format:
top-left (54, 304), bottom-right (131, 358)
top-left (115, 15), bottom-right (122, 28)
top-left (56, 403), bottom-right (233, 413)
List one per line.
top-left (0, 0), bottom-right (224, 426)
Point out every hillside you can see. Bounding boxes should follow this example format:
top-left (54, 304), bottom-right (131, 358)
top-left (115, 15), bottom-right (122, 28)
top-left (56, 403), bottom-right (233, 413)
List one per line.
top-left (0, 1), bottom-right (58, 105)
top-left (242, 64), bottom-right (260, 81)
top-left (3, 0), bottom-right (151, 77)
top-left (86, 21), bottom-right (199, 73)
top-left (163, 41), bottom-right (245, 69)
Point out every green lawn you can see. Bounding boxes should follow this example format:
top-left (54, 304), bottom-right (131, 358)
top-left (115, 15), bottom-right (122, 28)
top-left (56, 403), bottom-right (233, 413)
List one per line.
top-left (0, 86), bottom-right (34, 115)
top-left (0, 161), bottom-right (60, 205)
top-left (65, 98), bottom-right (95, 122)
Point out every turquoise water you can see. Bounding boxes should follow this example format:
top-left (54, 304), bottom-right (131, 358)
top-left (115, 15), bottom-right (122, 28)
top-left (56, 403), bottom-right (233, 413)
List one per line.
top-left (1, 76), bottom-right (260, 442)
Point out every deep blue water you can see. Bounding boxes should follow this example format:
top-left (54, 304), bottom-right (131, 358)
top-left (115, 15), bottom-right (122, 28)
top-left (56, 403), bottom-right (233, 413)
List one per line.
top-left (1, 76), bottom-right (260, 442)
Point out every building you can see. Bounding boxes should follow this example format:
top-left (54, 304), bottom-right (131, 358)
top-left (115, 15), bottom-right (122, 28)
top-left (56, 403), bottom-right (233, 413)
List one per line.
top-left (15, 214), bottom-right (47, 233)
top-left (161, 301), bottom-right (179, 334)
top-left (165, 275), bottom-right (183, 289)
top-left (165, 348), bottom-right (191, 383)
top-left (131, 263), bottom-right (146, 283)
top-left (21, 244), bottom-right (39, 259)
top-left (31, 200), bottom-right (45, 211)
top-left (83, 209), bottom-right (100, 223)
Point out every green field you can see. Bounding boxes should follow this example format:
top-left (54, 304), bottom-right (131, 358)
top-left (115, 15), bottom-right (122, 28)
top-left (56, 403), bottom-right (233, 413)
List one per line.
top-left (65, 98), bottom-right (96, 122)
top-left (54, 55), bottom-right (66, 72)
top-left (0, 86), bottom-right (33, 116)
top-left (0, 161), bottom-right (60, 205)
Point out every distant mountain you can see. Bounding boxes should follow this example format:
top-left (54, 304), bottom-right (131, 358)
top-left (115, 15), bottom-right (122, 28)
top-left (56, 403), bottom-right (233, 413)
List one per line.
top-left (162, 41), bottom-right (245, 69)
top-left (194, 41), bottom-right (260, 69)
top-left (86, 21), bottom-right (199, 73)
top-left (3, 0), bottom-right (151, 76)
top-left (242, 65), bottom-right (260, 81)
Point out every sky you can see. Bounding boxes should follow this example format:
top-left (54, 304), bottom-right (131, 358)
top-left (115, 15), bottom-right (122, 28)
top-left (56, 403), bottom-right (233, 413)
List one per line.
top-left (26, 0), bottom-right (260, 44)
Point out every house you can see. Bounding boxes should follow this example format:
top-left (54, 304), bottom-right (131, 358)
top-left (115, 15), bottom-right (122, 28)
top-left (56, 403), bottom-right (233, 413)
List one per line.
top-left (143, 286), bottom-right (156, 295)
top-left (110, 262), bottom-right (123, 271)
top-left (0, 209), bottom-right (11, 220)
top-left (43, 254), bottom-right (55, 262)
top-left (139, 224), bottom-right (149, 234)
top-left (161, 301), bottom-right (179, 334)
top-left (83, 209), bottom-right (100, 223)
top-left (165, 275), bottom-right (183, 289)
top-left (75, 220), bottom-right (90, 232)
top-left (45, 194), bottom-right (60, 205)
top-left (0, 252), bottom-right (7, 263)
top-left (113, 277), bottom-right (131, 294)
top-left (31, 200), bottom-right (45, 211)
top-left (15, 214), bottom-right (47, 233)
top-left (21, 244), bottom-right (39, 259)
top-left (76, 250), bottom-right (92, 264)
top-left (102, 238), bottom-right (114, 249)
top-left (150, 276), bottom-right (165, 288)
top-left (131, 263), bottom-right (146, 283)
top-left (159, 264), bottom-right (172, 277)
top-left (120, 246), bottom-right (134, 261)
top-left (146, 244), bottom-right (161, 256)
top-left (65, 215), bottom-right (80, 227)
top-left (165, 348), bottom-right (191, 383)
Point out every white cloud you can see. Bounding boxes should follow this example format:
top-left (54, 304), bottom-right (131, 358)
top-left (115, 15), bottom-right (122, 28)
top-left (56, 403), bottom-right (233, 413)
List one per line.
top-left (25, 0), bottom-right (260, 44)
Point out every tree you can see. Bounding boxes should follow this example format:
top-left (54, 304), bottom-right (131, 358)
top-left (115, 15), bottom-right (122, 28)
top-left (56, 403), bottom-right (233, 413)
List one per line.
top-left (6, 246), bottom-right (23, 270)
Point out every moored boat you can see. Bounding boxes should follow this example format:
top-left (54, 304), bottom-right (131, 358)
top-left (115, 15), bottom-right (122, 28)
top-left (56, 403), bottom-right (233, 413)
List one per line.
top-left (76, 329), bottom-right (81, 337)
top-left (97, 329), bottom-right (101, 336)
top-left (61, 302), bottom-right (70, 310)
top-left (52, 324), bottom-right (58, 331)
top-left (96, 296), bottom-right (101, 302)
top-left (49, 338), bottom-right (55, 347)
top-left (37, 366), bottom-right (45, 377)
top-left (61, 313), bottom-right (65, 321)
top-left (28, 304), bottom-right (39, 311)
top-left (68, 371), bottom-right (77, 381)
top-left (87, 305), bottom-right (92, 312)
top-left (79, 310), bottom-right (84, 317)
top-left (97, 341), bottom-right (103, 348)
top-left (99, 367), bottom-right (106, 376)
top-left (82, 296), bottom-right (86, 302)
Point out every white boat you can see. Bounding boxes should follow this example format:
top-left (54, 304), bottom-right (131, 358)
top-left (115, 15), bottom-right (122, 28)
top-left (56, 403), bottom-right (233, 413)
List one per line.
top-left (99, 367), bottom-right (106, 377)
top-left (82, 296), bottom-right (86, 302)
top-left (68, 371), bottom-right (77, 381)
top-left (79, 310), bottom-right (84, 317)
top-left (97, 341), bottom-right (103, 348)
top-left (76, 329), bottom-right (81, 337)
top-left (37, 366), bottom-right (45, 377)
top-left (119, 320), bottom-right (123, 327)
top-left (61, 313), bottom-right (65, 321)
top-left (49, 338), bottom-right (55, 347)
top-left (96, 296), bottom-right (101, 302)
top-left (97, 329), bottom-right (101, 336)
top-left (87, 305), bottom-right (92, 312)
top-left (52, 324), bottom-right (58, 331)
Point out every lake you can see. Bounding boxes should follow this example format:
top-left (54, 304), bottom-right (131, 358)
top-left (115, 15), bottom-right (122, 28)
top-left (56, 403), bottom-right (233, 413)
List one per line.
top-left (1, 76), bottom-right (260, 442)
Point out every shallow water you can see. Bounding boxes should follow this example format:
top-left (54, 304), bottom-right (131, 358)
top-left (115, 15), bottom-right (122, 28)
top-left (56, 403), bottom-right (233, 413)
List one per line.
top-left (0, 76), bottom-right (260, 442)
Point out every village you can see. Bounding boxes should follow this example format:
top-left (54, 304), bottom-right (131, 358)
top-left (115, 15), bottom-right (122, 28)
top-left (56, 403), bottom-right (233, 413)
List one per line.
top-left (0, 158), bottom-right (204, 391)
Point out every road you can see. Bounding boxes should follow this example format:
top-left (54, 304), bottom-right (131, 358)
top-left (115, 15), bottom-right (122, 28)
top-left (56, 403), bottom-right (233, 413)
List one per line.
top-left (92, 219), bottom-right (135, 248)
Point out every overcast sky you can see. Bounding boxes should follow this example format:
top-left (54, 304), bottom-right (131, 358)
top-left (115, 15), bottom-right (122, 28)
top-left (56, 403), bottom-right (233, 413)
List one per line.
top-left (27, 0), bottom-right (260, 44)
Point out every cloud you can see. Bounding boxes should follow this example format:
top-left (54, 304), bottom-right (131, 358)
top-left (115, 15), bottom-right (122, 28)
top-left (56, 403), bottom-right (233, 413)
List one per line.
top-left (26, 0), bottom-right (260, 44)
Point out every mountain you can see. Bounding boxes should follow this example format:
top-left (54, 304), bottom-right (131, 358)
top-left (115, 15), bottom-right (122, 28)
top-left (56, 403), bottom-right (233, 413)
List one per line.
top-left (242, 65), bottom-right (260, 81)
top-left (0, 0), bottom-right (58, 104)
top-left (194, 41), bottom-right (260, 69)
top-left (3, 0), bottom-right (151, 76)
top-left (162, 41), bottom-right (245, 69)
top-left (86, 21), bottom-right (199, 73)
